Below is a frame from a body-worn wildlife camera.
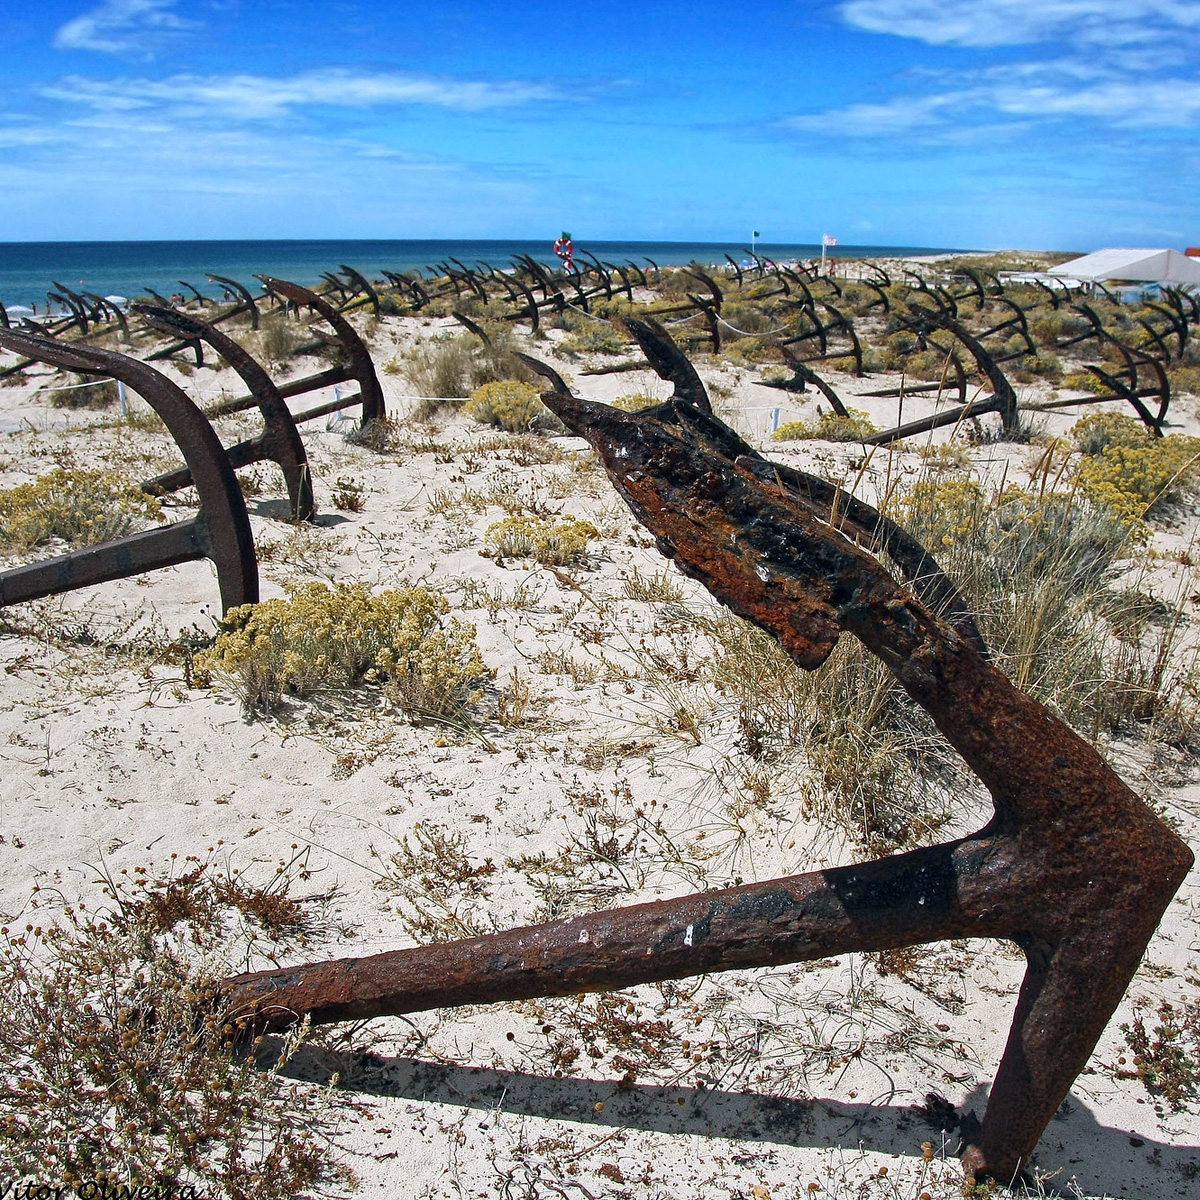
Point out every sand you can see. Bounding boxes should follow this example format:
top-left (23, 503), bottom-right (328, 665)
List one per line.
top-left (0, 285), bottom-right (1198, 1198)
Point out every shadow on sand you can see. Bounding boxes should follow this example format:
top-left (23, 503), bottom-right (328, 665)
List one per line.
top-left (274, 1044), bottom-right (1199, 1196)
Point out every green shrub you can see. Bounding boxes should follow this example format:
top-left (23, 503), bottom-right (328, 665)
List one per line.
top-left (721, 302), bottom-right (776, 334)
top-left (772, 407), bottom-right (877, 442)
top-left (0, 469), bottom-right (163, 552)
top-left (1014, 351), bottom-right (1062, 382)
top-left (1071, 412), bottom-right (1152, 457)
top-left (378, 290), bottom-right (409, 315)
top-left (899, 349), bottom-right (950, 382)
top-left (195, 581), bottom-right (487, 719)
top-left (883, 330), bottom-right (919, 367)
top-left (1030, 314), bottom-right (1070, 345)
top-left (484, 514), bottom-right (598, 565)
top-left (1061, 370), bottom-right (1108, 394)
top-left (558, 324), bottom-right (626, 356)
top-left (47, 375), bottom-right (119, 409)
top-left (1120, 979), bottom-right (1200, 1112)
top-left (465, 379), bottom-right (561, 433)
top-left (1168, 365), bottom-right (1200, 397)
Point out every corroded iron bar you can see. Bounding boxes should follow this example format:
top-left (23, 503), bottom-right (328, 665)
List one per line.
top-left (209, 365), bottom-right (355, 417)
top-left (207, 274), bottom-right (259, 329)
top-left (256, 277), bottom-right (385, 425)
top-left (0, 331), bottom-right (257, 613)
top-left (224, 392), bottom-right (1191, 1183)
top-left (134, 304), bottom-right (314, 521)
top-left (862, 394), bottom-right (1002, 446)
top-left (337, 264), bottom-right (380, 315)
top-left (774, 348), bottom-right (850, 416)
top-left (905, 307), bottom-right (1018, 434)
top-left (617, 318), bottom-right (712, 414)
top-left (0, 520), bottom-right (203, 607)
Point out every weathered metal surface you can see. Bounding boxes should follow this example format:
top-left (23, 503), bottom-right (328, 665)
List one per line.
top-left (903, 307), bottom-right (1019, 434)
top-left (617, 317), bottom-right (712, 414)
top-left (0, 330), bottom-right (257, 613)
top-left (222, 389), bottom-right (1192, 1183)
top-left (133, 304), bottom-right (314, 521)
top-left (255, 276), bottom-right (385, 426)
top-left (207, 273), bottom-right (260, 329)
top-left (336, 264), bottom-right (380, 315)
top-left (756, 349), bottom-right (850, 417)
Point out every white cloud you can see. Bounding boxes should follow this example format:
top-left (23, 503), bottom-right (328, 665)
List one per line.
top-left (839, 0), bottom-right (1200, 48)
top-left (781, 92), bottom-right (961, 135)
top-left (989, 77), bottom-right (1200, 127)
top-left (41, 67), bottom-right (560, 118)
top-left (54, 0), bottom-right (198, 58)
top-left (789, 3), bottom-right (1200, 144)
top-left (781, 71), bottom-right (1200, 140)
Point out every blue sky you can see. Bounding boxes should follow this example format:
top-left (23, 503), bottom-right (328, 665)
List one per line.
top-left (2, 1), bottom-right (1198, 248)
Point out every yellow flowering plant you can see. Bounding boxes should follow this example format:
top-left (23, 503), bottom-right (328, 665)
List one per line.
top-left (464, 379), bottom-right (562, 434)
top-left (194, 581), bottom-right (488, 719)
top-left (483, 514), bottom-right (599, 566)
top-left (0, 468), bottom-right (164, 552)
top-left (772, 408), bottom-right (878, 442)
top-left (1069, 413), bottom-right (1200, 528)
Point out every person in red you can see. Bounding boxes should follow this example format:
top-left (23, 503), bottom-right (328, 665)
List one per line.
top-left (553, 231), bottom-right (575, 273)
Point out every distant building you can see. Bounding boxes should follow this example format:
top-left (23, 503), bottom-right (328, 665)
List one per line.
top-left (1045, 248), bottom-right (1200, 285)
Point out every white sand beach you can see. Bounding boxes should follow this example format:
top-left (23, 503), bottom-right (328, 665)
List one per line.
top-left (1, 268), bottom-right (1198, 1199)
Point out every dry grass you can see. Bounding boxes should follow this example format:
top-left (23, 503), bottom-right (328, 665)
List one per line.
top-left (0, 859), bottom-right (352, 1196)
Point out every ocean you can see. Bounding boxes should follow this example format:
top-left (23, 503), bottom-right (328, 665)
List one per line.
top-left (0, 238), bottom-right (965, 311)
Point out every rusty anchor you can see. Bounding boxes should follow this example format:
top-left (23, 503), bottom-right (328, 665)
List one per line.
top-left (0, 330), bottom-right (257, 614)
top-left (133, 304), bottom-right (315, 522)
top-left (205, 278), bottom-right (385, 429)
top-left (222, 385), bottom-right (1191, 1182)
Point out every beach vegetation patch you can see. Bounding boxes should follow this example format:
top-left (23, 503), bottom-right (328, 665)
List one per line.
top-left (484, 513), bottom-right (598, 566)
top-left (465, 379), bottom-right (562, 434)
top-left (679, 471), bottom-right (1197, 852)
top-left (773, 408), bottom-right (877, 442)
top-left (1168, 364), bottom-right (1200, 397)
top-left (0, 468), bottom-right (163, 552)
top-left (46, 374), bottom-right (119, 409)
top-left (255, 315), bottom-right (300, 367)
top-left (558, 323), bottom-right (626, 357)
top-left (194, 581), bottom-right (487, 720)
top-left (610, 392), bottom-right (661, 412)
top-left (0, 861), bottom-right (352, 1195)
top-left (1120, 978), bottom-right (1200, 1113)
top-left (1070, 414), bottom-right (1200, 527)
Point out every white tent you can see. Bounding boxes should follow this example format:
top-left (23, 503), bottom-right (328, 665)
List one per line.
top-left (1045, 248), bottom-right (1200, 285)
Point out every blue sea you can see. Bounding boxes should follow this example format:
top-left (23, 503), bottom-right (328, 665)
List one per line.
top-left (0, 239), bottom-right (966, 312)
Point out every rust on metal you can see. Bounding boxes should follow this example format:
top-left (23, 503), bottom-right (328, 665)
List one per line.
top-left (207, 273), bottom-right (260, 329)
top-left (222, 389), bottom-right (1192, 1183)
top-left (0, 330), bottom-right (257, 613)
top-left (254, 276), bottom-right (385, 426)
top-left (133, 304), bottom-right (315, 521)
top-left (616, 317), bottom-right (712, 414)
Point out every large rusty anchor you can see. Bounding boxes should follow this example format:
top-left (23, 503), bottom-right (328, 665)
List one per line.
top-left (205, 277), bottom-right (385, 429)
top-left (0, 331), bottom-right (258, 614)
top-left (223, 391), bottom-right (1192, 1182)
top-left (133, 304), bottom-right (315, 522)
